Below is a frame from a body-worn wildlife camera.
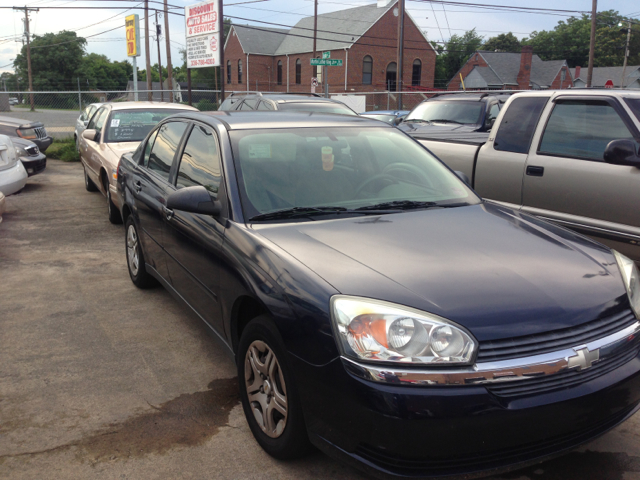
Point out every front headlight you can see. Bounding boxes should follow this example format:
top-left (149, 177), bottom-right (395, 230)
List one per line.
top-left (613, 251), bottom-right (640, 319)
top-left (331, 296), bottom-right (477, 365)
top-left (15, 147), bottom-right (27, 158)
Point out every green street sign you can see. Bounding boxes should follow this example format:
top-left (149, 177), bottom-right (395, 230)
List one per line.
top-left (322, 51), bottom-right (331, 59)
top-left (310, 58), bottom-right (343, 66)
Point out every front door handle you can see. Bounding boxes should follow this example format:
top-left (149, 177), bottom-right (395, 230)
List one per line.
top-left (133, 180), bottom-right (143, 193)
top-left (526, 166), bottom-right (544, 177)
top-left (162, 205), bottom-right (174, 220)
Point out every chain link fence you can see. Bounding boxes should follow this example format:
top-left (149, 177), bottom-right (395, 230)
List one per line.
top-left (0, 89), bottom-right (433, 139)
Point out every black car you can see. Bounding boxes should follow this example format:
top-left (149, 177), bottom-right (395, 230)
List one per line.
top-left (0, 115), bottom-right (53, 152)
top-left (218, 92), bottom-right (357, 116)
top-left (398, 92), bottom-right (511, 135)
top-left (117, 111), bottom-right (640, 479)
top-left (12, 136), bottom-right (46, 176)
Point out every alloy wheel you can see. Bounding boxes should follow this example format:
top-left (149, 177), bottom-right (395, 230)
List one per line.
top-left (127, 224), bottom-right (139, 276)
top-left (244, 340), bottom-right (288, 438)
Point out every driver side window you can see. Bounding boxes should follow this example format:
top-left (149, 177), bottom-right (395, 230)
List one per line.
top-left (86, 107), bottom-right (106, 130)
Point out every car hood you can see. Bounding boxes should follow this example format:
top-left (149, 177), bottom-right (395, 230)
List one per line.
top-left (0, 116), bottom-right (44, 129)
top-left (398, 122), bottom-right (479, 134)
top-left (252, 203), bottom-right (628, 342)
top-left (11, 137), bottom-right (38, 149)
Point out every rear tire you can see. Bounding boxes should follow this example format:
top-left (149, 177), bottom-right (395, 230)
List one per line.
top-left (125, 215), bottom-right (156, 289)
top-left (84, 165), bottom-right (97, 192)
top-left (237, 315), bottom-right (313, 460)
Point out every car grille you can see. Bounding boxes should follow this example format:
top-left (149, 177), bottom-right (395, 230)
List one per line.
top-left (25, 145), bottom-right (39, 156)
top-left (34, 127), bottom-right (47, 139)
top-left (486, 344), bottom-right (640, 398)
top-left (477, 309), bottom-right (637, 362)
top-left (353, 402), bottom-right (638, 476)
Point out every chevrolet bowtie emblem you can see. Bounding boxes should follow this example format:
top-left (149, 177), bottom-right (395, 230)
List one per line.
top-left (567, 346), bottom-right (600, 370)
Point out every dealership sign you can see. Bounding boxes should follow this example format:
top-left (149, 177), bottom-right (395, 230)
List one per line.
top-left (125, 14), bottom-right (140, 57)
top-left (185, 0), bottom-right (221, 68)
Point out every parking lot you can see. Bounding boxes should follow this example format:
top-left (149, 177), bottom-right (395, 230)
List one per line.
top-left (2, 159), bottom-right (640, 480)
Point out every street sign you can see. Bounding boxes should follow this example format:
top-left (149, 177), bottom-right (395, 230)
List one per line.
top-left (605, 79), bottom-right (614, 88)
top-left (311, 77), bottom-right (319, 87)
top-left (185, 0), bottom-right (221, 68)
top-left (125, 14), bottom-right (140, 57)
top-left (322, 51), bottom-right (331, 59)
top-left (311, 58), bottom-right (343, 67)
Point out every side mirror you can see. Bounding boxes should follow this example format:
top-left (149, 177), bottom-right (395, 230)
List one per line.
top-left (394, 116), bottom-right (405, 126)
top-left (455, 170), bottom-right (471, 185)
top-left (83, 120), bottom-right (89, 127)
top-left (485, 117), bottom-right (496, 129)
top-left (82, 129), bottom-right (97, 141)
top-left (167, 186), bottom-right (221, 216)
top-left (604, 139), bottom-right (640, 167)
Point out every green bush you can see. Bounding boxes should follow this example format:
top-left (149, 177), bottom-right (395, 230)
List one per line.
top-left (196, 99), bottom-right (218, 111)
top-left (46, 137), bottom-right (80, 162)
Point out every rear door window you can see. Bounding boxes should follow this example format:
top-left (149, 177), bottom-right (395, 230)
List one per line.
top-left (539, 100), bottom-right (634, 161)
top-left (257, 101), bottom-right (275, 110)
top-left (142, 129), bottom-right (160, 167)
top-left (240, 98), bottom-right (258, 110)
top-left (494, 97), bottom-right (547, 154)
top-left (147, 122), bottom-right (188, 181)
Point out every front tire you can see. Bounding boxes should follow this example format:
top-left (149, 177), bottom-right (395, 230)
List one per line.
top-left (125, 216), bottom-right (156, 289)
top-left (106, 184), bottom-right (122, 224)
top-left (84, 164), bottom-right (98, 192)
top-left (237, 316), bottom-right (312, 460)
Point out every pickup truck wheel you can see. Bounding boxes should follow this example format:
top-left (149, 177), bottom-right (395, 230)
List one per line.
top-left (238, 316), bottom-right (312, 460)
top-left (106, 182), bottom-right (122, 224)
top-left (84, 165), bottom-right (98, 192)
top-left (125, 216), bottom-right (156, 288)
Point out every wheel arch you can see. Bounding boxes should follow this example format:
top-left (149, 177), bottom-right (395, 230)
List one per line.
top-left (230, 295), bottom-right (269, 354)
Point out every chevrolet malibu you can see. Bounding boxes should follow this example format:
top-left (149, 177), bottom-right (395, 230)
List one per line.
top-left (117, 112), bottom-right (640, 479)
top-left (80, 101), bottom-right (198, 223)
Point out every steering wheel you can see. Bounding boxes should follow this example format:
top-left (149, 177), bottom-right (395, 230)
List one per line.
top-left (354, 173), bottom-right (399, 198)
top-left (382, 163), bottom-right (434, 188)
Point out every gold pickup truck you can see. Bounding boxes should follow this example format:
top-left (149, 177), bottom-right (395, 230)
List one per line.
top-left (408, 90), bottom-right (640, 263)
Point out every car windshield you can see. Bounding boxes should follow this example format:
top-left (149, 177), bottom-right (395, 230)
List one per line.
top-left (406, 101), bottom-right (484, 125)
top-left (277, 102), bottom-right (357, 115)
top-left (363, 114), bottom-right (396, 124)
top-left (230, 127), bottom-right (479, 221)
top-left (103, 109), bottom-right (185, 143)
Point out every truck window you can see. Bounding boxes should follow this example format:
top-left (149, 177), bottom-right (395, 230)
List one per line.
top-left (494, 97), bottom-right (547, 154)
top-left (624, 98), bottom-right (640, 123)
top-left (539, 100), bottom-right (634, 161)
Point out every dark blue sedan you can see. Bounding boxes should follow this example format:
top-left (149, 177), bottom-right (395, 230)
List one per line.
top-left (116, 112), bottom-right (640, 478)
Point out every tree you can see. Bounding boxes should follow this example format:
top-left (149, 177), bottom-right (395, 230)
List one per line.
top-left (13, 31), bottom-right (86, 91)
top-left (524, 10), bottom-right (640, 67)
top-left (483, 33), bottom-right (522, 53)
top-left (438, 29), bottom-right (484, 88)
top-left (79, 53), bottom-right (132, 91)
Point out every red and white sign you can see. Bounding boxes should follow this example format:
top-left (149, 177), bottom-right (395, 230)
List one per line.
top-left (604, 79), bottom-right (614, 88)
top-left (185, 0), bottom-right (221, 68)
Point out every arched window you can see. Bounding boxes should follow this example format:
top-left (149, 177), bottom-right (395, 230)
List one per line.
top-left (238, 60), bottom-right (243, 84)
top-left (277, 60), bottom-right (283, 85)
top-left (226, 61), bottom-right (231, 84)
top-left (362, 55), bottom-right (373, 85)
top-left (295, 58), bottom-right (301, 85)
top-left (386, 62), bottom-right (397, 91)
top-left (412, 59), bottom-right (421, 86)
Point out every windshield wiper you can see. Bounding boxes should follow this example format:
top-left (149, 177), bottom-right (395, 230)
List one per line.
top-left (428, 119), bottom-right (463, 124)
top-left (404, 119), bottom-right (432, 124)
top-left (249, 206), bottom-right (393, 222)
top-left (355, 200), bottom-right (470, 211)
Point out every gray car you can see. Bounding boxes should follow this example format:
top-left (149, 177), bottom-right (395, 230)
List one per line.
top-left (0, 116), bottom-right (52, 153)
top-left (219, 92), bottom-right (357, 115)
top-left (74, 103), bottom-right (102, 152)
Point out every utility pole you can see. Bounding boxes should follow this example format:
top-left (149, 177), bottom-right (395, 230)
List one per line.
top-left (145, 1), bottom-right (152, 100)
top-left (620, 20), bottom-right (632, 89)
top-left (313, 0), bottom-right (317, 90)
top-left (586, 0), bottom-right (597, 88)
top-left (14, 7), bottom-right (38, 111)
top-left (163, 0), bottom-right (174, 102)
top-left (155, 11), bottom-right (164, 102)
top-left (219, 1), bottom-right (225, 103)
top-left (397, 0), bottom-right (405, 109)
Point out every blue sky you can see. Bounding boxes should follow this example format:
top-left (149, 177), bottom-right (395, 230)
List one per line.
top-left (0, 0), bottom-right (637, 78)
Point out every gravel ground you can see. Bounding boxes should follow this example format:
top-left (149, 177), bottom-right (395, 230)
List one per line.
top-left (1, 160), bottom-right (640, 480)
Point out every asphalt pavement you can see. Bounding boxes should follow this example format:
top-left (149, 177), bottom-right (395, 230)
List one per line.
top-left (1, 160), bottom-right (640, 480)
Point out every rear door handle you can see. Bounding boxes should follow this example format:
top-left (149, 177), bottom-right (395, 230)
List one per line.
top-left (526, 166), bottom-right (544, 177)
top-left (133, 180), bottom-right (143, 193)
top-left (162, 205), bottom-right (174, 220)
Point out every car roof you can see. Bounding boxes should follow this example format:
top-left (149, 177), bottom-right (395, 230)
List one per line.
top-left (230, 93), bottom-right (343, 104)
top-left (105, 101), bottom-right (199, 111)
top-left (428, 93), bottom-right (512, 102)
top-left (169, 111), bottom-right (393, 130)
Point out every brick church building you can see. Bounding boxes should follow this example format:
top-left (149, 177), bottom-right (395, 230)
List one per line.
top-left (223, 0), bottom-right (436, 94)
